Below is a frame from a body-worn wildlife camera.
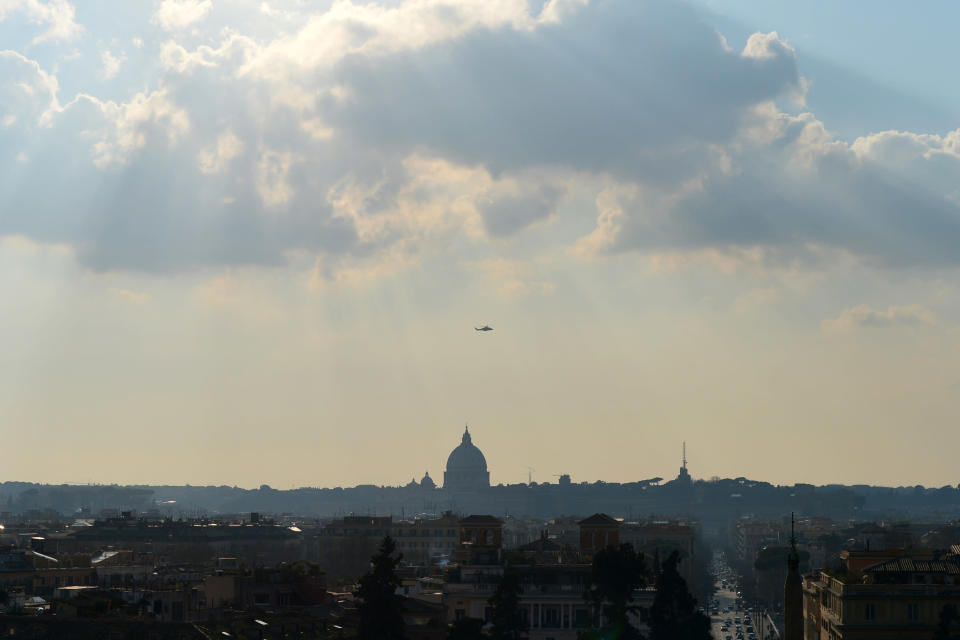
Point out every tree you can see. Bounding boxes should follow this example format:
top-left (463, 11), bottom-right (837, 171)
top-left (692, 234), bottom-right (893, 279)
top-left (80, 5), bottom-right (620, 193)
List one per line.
top-left (935, 604), bottom-right (960, 640)
top-left (489, 570), bottom-right (526, 640)
top-left (355, 536), bottom-right (405, 640)
top-left (447, 616), bottom-right (485, 640)
top-left (647, 550), bottom-right (711, 640)
top-left (584, 543), bottom-right (648, 640)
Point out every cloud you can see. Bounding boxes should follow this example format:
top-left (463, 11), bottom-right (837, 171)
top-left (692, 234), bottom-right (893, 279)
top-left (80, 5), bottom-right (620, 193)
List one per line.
top-left (100, 49), bottom-right (125, 80)
top-left (823, 304), bottom-right (936, 332)
top-left (1, 0), bottom-right (959, 285)
top-left (324, 2), bottom-right (799, 179)
top-left (108, 287), bottom-right (150, 303)
top-left (239, 0), bottom-right (549, 80)
top-left (256, 150), bottom-right (298, 207)
top-left (83, 88), bottom-right (191, 167)
top-left (153, 0), bottom-right (213, 31)
top-left (0, 0), bottom-right (83, 43)
top-left (477, 258), bottom-right (556, 298)
top-left (480, 183), bottom-right (565, 237)
top-left (577, 108), bottom-right (960, 269)
top-left (198, 129), bottom-right (242, 174)
top-left (0, 50), bottom-right (61, 127)
top-left (159, 33), bottom-right (254, 74)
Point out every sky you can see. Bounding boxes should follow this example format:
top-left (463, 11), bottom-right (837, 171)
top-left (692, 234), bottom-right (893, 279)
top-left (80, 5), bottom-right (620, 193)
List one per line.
top-left (2, 0), bottom-right (960, 489)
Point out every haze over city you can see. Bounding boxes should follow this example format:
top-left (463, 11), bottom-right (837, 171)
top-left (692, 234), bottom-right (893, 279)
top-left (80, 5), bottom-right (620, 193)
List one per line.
top-left (4, 0), bottom-right (960, 490)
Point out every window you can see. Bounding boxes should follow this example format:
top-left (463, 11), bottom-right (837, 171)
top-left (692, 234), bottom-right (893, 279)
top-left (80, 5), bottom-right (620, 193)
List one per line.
top-left (455, 609), bottom-right (466, 621)
top-left (864, 603), bottom-right (876, 621)
top-left (907, 603), bottom-right (919, 621)
top-left (574, 608), bottom-right (591, 628)
top-left (543, 606), bottom-right (560, 628)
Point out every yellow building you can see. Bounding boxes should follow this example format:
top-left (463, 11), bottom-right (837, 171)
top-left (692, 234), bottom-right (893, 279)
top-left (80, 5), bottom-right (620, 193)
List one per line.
top-left (802, 553), bottom-right (960, 639)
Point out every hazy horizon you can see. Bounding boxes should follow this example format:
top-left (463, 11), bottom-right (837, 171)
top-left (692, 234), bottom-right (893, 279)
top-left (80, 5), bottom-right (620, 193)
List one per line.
top-left (3, 0), bottom-right (960, 489)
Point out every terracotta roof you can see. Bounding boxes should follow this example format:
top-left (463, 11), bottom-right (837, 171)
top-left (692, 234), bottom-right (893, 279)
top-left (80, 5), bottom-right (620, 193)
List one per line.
top-left (459, 515), bottom-right (502, 524)
top-left (577, 513), bottom-right (618, 526)
top-left (865, 558), bottom-right (960, 575)
top-left (517, 537), bottom-right (563, 552)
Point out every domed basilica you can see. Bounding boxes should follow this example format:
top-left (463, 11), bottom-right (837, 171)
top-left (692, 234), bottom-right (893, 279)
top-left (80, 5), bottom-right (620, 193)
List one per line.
top-left (443, 426), bottom-right (490, 492)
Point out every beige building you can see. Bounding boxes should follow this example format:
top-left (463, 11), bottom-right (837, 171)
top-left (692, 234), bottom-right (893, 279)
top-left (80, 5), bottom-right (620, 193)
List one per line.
top-left (802, 552), bottom-right (960, 639)
top-left (314, 513), bottom-right (460, 578)
top-left (442, 514), bottom-right (652, 640)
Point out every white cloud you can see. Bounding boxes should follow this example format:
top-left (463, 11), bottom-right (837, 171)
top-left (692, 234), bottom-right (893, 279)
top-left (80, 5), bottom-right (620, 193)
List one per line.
top-left (238, 0), bottom-right (563, 81)
top-left (108, 287), bottom-right (151, 304)
top-left (198, 129), bottom-right (243, 174)
top-left (159, 33), bottom-right (255, 74)
top-left (153, 0), bottom-right (213, 31)
top-left (0, 0), bottom-right (83, 43)
top-left (742, 31), bottom-right (794, 61)
top-left (573, 185), bottom-right (635, 258)
top-left (256, 150), bottom-right (298, 207)
top-left (823, 304), bottom-right (936, 332)
top-left (0, 50), bottom-right (60, 127)
top-left (63, 88), bottom-right (191, 167)
top-left (100, 49), bottom-right (125, 79)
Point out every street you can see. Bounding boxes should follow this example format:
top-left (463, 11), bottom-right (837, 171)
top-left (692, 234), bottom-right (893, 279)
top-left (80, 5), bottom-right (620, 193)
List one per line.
top-left (708, 552), bottom-right (775, 640)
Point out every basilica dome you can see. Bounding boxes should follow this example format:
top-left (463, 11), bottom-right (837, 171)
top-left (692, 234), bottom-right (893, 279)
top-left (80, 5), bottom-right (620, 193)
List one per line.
top-left (443, 426), bottom-right (490, 492)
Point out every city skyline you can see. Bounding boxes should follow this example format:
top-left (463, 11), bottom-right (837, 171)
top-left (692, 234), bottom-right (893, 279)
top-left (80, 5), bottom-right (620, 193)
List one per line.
top-left (4, 0), bottom-right (960, 489)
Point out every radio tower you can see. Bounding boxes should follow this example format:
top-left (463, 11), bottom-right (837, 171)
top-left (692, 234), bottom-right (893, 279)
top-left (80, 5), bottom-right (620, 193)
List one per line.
top-left (677, 441), bottom-right (692, 485)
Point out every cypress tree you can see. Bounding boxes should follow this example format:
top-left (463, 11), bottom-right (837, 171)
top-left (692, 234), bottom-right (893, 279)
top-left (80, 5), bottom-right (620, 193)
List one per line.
top-left (356, 536), bottom-right (406, 640)
top-left (489, 571), bottom-right (526, 640)
top-left (447, 616), bottom-right (485, 640)
top-left (584, 543), bottom-right (647, 640)
top-left (647, 550), bottom-right (711, 640)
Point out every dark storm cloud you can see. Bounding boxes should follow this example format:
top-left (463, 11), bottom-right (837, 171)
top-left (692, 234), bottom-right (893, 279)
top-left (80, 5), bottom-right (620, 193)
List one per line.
top-left (480, 184), bottom-right (564, 237)
top-left (604, 121), bottom-right (960, 268)
top-left (327, 0), bottom-right (800, 180)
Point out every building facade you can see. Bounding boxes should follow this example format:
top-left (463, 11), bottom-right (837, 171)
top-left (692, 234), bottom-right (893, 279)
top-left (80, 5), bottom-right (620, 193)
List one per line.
top-left (802, 552), bottom-right (960, 639)
top-left (442, 513), bottom-right (652, 640)
top-left (314, 513), bottom-right (460, 578)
